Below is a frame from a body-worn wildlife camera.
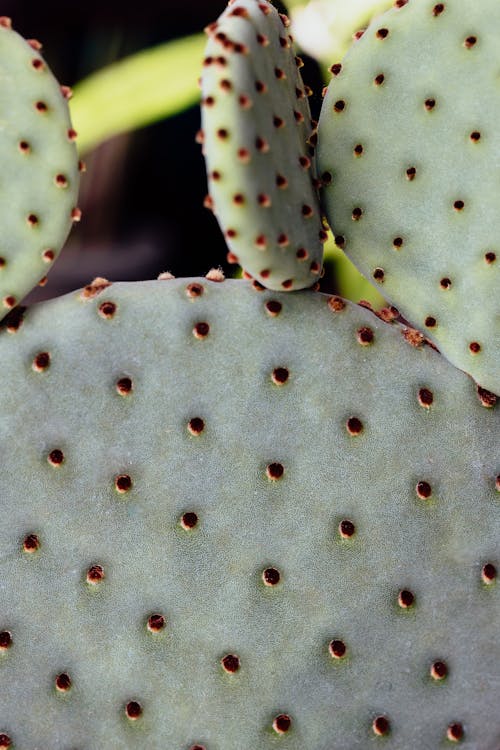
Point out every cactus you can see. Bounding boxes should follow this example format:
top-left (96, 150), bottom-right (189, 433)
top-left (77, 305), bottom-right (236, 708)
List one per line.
top-left (1, 275), bottom-right (499, 748)
top-left (201, 0), bottom-right (325, 290)
top-left (317, 0), bottom-right (500, 394)
top-left (0, 1), bottom-right (498, 749)
top-left (0, 18), bottom-right (80, 320)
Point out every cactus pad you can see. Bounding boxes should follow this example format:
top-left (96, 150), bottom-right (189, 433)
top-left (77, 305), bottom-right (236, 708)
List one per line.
top-left (0, 277), bottom-right (498, 748)
top-left (201, 0), bottom-right (324, 290)
top-left (0, 18), bottom-right (80, 320)
top-left (317, 0), bottom-right (500, 394)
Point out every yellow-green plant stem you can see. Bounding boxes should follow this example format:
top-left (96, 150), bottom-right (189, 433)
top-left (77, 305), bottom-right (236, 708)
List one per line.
top-left (70, 34), bottom-right (205, 154)
top-left (324, 234), bottom-right (385, 307)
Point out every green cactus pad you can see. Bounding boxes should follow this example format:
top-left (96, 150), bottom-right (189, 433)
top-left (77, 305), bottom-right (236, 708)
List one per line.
top-left (0, 277), bottom-right (498, 748)
top-left (317, 0), bottom-right (500, 394)
top-left (0, 18), bottom-right (80, 320)
top-left (201, 0), bottom-right (325, 290)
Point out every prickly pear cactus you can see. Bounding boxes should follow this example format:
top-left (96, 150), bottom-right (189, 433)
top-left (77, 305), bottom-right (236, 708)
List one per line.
top-left (1, 278), bottom-right (499, 748)
top-left (200, 0), bottom-right (325, 290)
top-left (317, 0), bottom-right (500, 394)
top-left (0, 2), bottom-right (499, 749)
top-left (0, 18), bottom-right (81, 320)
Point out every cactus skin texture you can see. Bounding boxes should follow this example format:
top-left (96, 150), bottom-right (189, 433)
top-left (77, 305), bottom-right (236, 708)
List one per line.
top-left (0, 1), bottom-right (498, 748)
top-left (0, 19), bottom-right (80, 321)
top-left (201, 0), bottom-right (325, 291)
top-left (0, 277), bottom-right (499, 748)
top-left (317, 0), bottom-right (500, 395)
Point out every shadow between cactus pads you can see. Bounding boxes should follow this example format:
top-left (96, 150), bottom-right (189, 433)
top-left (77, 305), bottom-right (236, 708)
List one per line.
top-left (0, 278), bottom-right (499, 748)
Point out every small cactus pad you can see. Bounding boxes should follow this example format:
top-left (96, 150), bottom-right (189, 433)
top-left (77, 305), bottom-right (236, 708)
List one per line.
top-left (0, 18), bottom-right (80, 320)
top-left (317, 0), bottom-right (500, 394)
top-left (201, 0), bottom-right (324, 290)
top-left (0, 277), bottom-right (498, 747)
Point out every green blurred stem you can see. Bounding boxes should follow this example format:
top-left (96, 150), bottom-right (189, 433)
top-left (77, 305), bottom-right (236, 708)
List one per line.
top-left (324, 235), bottom-right (386, 307)
top-left (70, 34), bottom-right (206, 155)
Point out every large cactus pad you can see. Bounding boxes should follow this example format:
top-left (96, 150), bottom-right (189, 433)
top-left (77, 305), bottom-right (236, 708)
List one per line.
top-left (0, 278), bottom-right (498, 748)
top-left (318, 0), bottom-right (500, 394)
top-left (0, 18), bottom-right (80, 321)
top-left (201, 0), bottom-right (324, 290)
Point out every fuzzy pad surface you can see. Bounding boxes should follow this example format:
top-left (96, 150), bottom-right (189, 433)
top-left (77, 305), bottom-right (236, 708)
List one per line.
top-left (201, 0), bottom-right (324, 290)
top-left (318, 0), bottom-right (500, 394)
top-left (0, 278), bottom-right (498, 749)
top-left (0, 20), bottom-right (80, 320)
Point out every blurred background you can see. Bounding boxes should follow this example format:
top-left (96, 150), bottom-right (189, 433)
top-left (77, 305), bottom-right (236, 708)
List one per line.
top-left (7, 0), bottom-right (392, 306)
